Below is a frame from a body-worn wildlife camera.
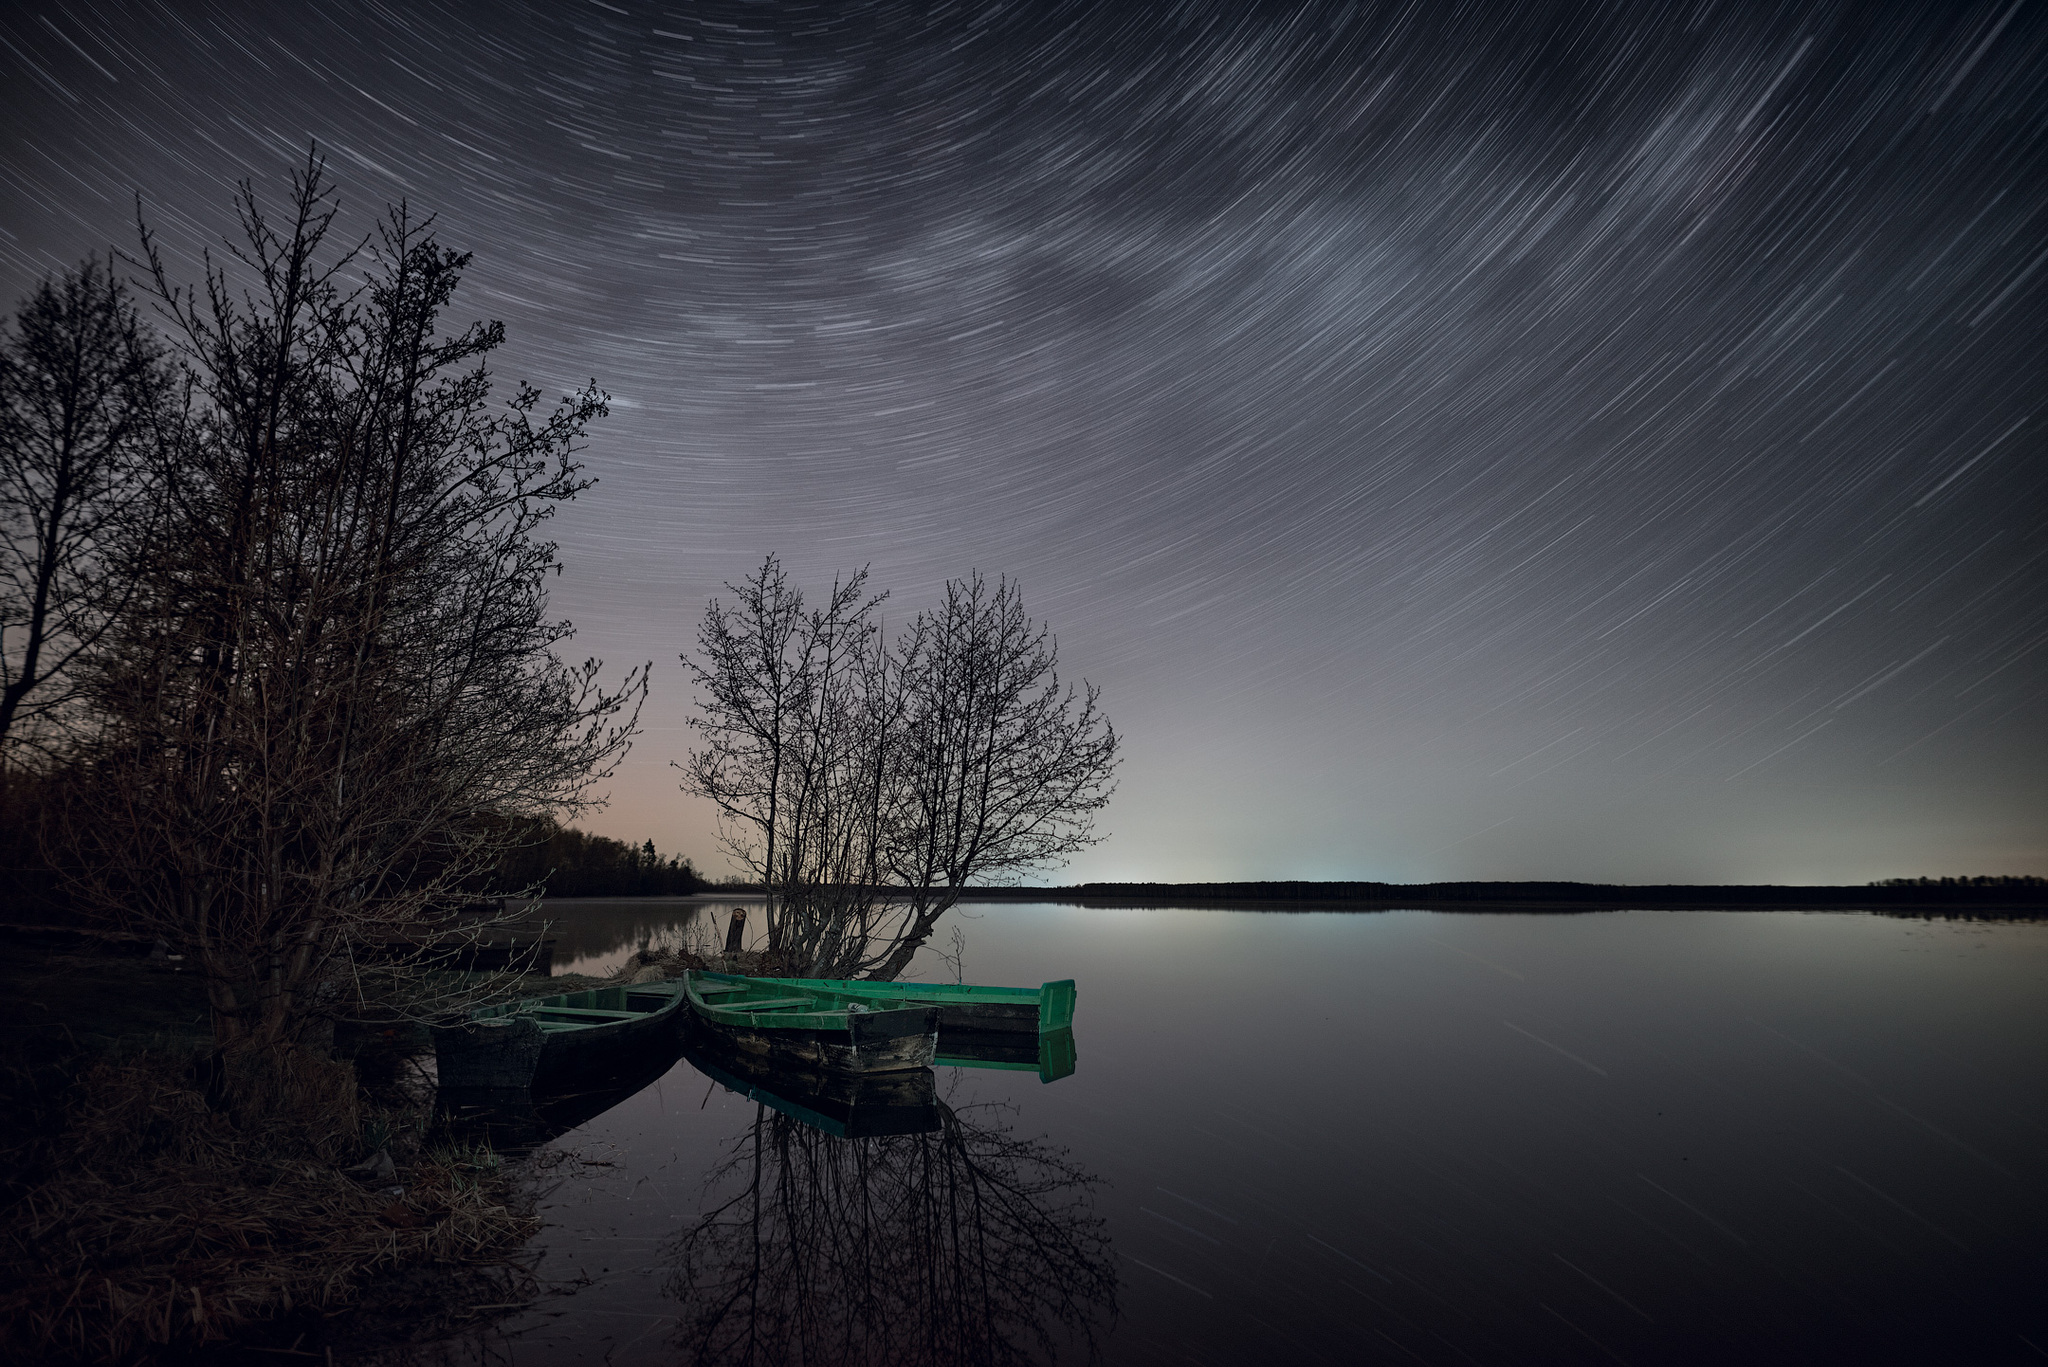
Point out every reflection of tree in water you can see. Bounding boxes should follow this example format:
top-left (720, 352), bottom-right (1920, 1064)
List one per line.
top-left (665, 1099), bottom-right (1117, 1365)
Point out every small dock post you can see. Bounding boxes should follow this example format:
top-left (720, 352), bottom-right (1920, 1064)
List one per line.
top-left (724, 905), bottom-right (746, 955)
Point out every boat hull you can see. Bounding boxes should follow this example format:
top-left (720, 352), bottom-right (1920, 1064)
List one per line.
top-left (684, 1007), bottom-right (938, 1074)
top-left (439, 1029), bottom-right (687, 1151)
top-left (433, 982), bottom-right (687, 1091)
top-left (683, 972), bottom-right (938, 1074)
top-left (433, 1014), bottom-right (546, 1089)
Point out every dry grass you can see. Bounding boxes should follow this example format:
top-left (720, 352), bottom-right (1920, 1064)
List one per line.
top-left (608, 943), bottom-right (711, 982)
top-left (606, 942), bottom-right (827, 983)
top-left (0, 1046), bottom-right (540, 1365)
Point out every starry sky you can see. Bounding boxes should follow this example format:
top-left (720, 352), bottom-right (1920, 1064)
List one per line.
top-left (3, 0), bottom-right (2044, 885)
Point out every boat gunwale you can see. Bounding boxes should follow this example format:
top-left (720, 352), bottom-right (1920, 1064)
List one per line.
top-left (739, 973), bottom-right (1040, 1003)
top-left (718, 971), bottom-right (1077, 1032)
top-left (464, 981), bottom-right (686, 1036)
top-left (685, 970), bottom-right (933, 1034)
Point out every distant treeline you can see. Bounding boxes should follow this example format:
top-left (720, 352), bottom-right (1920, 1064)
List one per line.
top-left (0, 776), bottom-right (704, 919)
top-left (943, 877), bottom-right (2048, 910)
top-left (494, 825), bottom-right (706, 898)
top-left (1866, 875), bottom-right (2044, 889)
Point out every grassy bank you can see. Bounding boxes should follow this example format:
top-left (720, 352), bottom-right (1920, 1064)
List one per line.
top-left (0, 932), bottom-right (551, 1364)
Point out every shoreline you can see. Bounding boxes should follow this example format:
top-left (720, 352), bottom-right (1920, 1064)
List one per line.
top-left (494, 880), bottom-right (2048, 917)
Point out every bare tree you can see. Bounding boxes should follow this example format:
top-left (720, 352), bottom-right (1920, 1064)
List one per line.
top-left (0, 257), bottom-right (162, 770)
top-left (63, 157), bottom-right (643, 1057)
top-left (680, 556), bottom-right (831, 950)
top-left (681, 560), bottom-right (1117, 978)
top-left (870, 572), bottom-right (1119, 978)
top-left (756, 567), bottom-right (912, 972)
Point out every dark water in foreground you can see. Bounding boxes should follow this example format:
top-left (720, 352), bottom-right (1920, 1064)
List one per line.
top-left (411, 905), bottom-right (2048, 1365)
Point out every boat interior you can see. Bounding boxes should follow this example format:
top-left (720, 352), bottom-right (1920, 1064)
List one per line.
top-left (475, 983), bottom-right (683, 1032)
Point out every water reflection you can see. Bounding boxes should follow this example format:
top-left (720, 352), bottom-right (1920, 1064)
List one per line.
top-left (662, 1089), bottom-right (1118, 1365)
top-left (436, 1030), bottom-right (686, 1152)
top-left (674, 1021), bottom-right (1077, 1139)
top-left (940, 1027), bottom-right (1077, 1083)
top-left (515, 896), bottom-right (714, 976)
top-left (683, 1033), bottom-right (946, 1138)
top-left (373, 908), bottom-right (2048, 1366)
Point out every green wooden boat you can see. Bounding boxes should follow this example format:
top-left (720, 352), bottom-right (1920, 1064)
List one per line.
top-left (737, 974), bottom-right (1077, 1034)
top-left (684, 971), bottom-right (938, 1074)
top-left (432, 980), bottom-right (687, 1090)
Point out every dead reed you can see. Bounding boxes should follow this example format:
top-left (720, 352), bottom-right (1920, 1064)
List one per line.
top-left (0, 1045), bottom-right (540, 1364)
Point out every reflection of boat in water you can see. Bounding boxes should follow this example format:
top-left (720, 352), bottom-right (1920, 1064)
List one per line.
top-left (432, 980), bottom-right (688, 1089)
top-left (437, 1028), bottom-right (686, 1151)
top-left (680, 1028), bottom-right (943, 1138)
top-left (939, 1027), bottom-right (1077, 1082)
top-left (734, 974), bottom-right (1078, 1034)
top-left (677, 1008), bottom-right (1076, 1141)
top-left (683, 970), bottom-right (938, 1074)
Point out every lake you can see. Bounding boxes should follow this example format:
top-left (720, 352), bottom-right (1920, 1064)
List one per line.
top-left (401, 901), bottom-right (2048, 1365)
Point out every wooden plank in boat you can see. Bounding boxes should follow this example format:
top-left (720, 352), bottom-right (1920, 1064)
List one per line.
top-left (524, 1006), bottom-right (643, 1021)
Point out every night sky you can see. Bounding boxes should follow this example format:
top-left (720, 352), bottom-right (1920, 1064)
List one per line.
top-left (4, 1), bottom-right (2043, 885)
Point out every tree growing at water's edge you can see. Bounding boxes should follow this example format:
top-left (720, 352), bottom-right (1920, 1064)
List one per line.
top-left (34, 156), bottom-right (644, 1056)
top-left (680, 554), bottom-right (1119, 977)
top-left (0, 158), bottom-right (641, 1360)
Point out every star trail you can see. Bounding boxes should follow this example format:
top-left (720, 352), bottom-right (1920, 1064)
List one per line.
top-left (3, 0), bottom-right (2042, 883)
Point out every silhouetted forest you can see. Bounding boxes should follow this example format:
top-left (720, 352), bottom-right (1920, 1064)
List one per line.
top-left (941, 877), bottom-right (2048, 912)
top-left (495, 823), bottom-right (705, 898)
top-left (0, 773), bottom-right (701, 922)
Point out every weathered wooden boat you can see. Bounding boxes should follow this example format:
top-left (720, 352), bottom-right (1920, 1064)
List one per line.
top-left (684, 971), bottom-right (938, 1074)
top-left (737, 974), bottom-right (1078, 1034)
top-left (432, 980), bottom-right (687, 1090)
top-left (938, 1027), bottom-right (1078, 1083)
top-left (681, 1032), bottom-right (943, 1138)
top-left (437, 1032), bottom-right (686, 1151)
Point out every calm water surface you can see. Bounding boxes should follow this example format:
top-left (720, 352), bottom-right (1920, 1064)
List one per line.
top-left (416, 904), bottom-right (2048, 1365)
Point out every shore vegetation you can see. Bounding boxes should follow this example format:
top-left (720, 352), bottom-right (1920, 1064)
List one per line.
top-left (0, 152), bottom-right (639, 1360)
